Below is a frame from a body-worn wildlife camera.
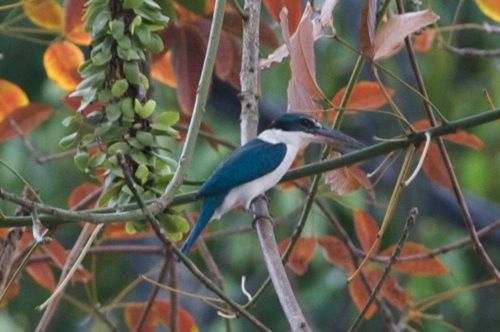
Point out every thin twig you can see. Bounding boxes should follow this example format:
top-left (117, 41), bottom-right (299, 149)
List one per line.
top-left (443, 44), bottom-right (500, 57)
top-left (169, 256), bottom-right (178, 332)
top-left (134, 257), bottom-right (170, 332)
top-left (349, 208), bottom-right (418, 332)
top-left (395, 0), bottom-right (500, 281)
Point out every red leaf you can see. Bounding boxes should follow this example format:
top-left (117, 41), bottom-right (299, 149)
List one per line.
top-left (0, 80), bottom-right (29, 123)
top-left (124, 300), bottom-right (199, 332)
top-left (359, 0), bottom-right (377, 58)
top-left (379, 242), bottom-right (449, 276)
top-left (422, 143), bottom-right (453, 190)
top-left (317, 235), bottom-right (355, 273)
top-left (0, 104), bottom-right (53, 142)
top-left (64, 0), bottom-right (90, 45)
top-left (43, 241), bottom-right (92, 283)
top-left (172, 26), bottom-right (205, 114)
top-left (263, 0), bottom-right (302, 34)
top-left (44, 41), bottom-right (84, 91)
top-left (331, 81), bottom-right (395, 110)
top-left (68, 182), bottom-right (101, 209)
top-left (325, 152), bottom-right (374, 197)
top-left (0, 281), bottom-right (20, 308)
top-left (413, 119), bottom-right (485, 150)
top-left (413, 29), bottom-right (436, 53)
top-left (26, 255), bottom-right (56, 290)
top-left (287, 78), bottom-right (322, 117)
top-left (353, 210), bottom-right (379, 253)
top-left (349, 268), bottom-right (413, 318)
top-left (278, 237), bottom-right (316, 275)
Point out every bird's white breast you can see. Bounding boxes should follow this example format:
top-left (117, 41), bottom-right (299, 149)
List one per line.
top-left (213, 129), bottom-right (308, 219)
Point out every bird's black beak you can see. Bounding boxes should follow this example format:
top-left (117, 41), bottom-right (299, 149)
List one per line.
top-left (309, 126), bottom-right (364, 152)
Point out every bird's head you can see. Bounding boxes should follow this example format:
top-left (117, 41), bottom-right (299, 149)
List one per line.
top-left (266, 113), bottom-right (364, 151)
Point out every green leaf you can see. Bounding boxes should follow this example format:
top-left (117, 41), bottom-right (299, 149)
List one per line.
top-left (135, 164), bottom-right (149, 184)
top-left (123, 0), bottom-right (145, 10)
top-left (110, 19), bottom-right (125, 39)
top-left (108, 142), bottom-right (130, 155)
top-left (154, 111), bottom-right (179, 127)
top-left (123, 62), bottom-right (141, 85)
top-left (59, 132), bottom-right (78, 149)
top-left (136, 131), bottom-right (154, 146)
top-left (175, 0), bottom-right (206, 14)
top-left (74, 150), bottom-right (89, 171)
top-left (136, 99), bottom-right (156, 118)
top-left (111, 79), bottom-right (129, 98)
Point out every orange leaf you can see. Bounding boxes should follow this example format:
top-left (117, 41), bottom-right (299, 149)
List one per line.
top-left (0, 281), bottom-right (20, 308)
top-left (331, 81), bottom-right (395, 110)
top-left (325, 152), bottom-right (374, 197)
top-left (68, 182), bottom-right (101, 209)
top-left (353, 210), bottom-right (379, 253)
top-left (44, 41), bottom-right (84, 91)
top-left (101, 224), bottom-right (154, 240)
top-left (124, 301), bottom-right (199, 332)
top-left (26, 259), bottom-right (56, 290)
top-left (172, 26), bottom-right (205, 114)
top-left (379, 242), bottom-right (449, 276)
top-left (413, 119), bottom-right (485, 150)
top-left (413, 29), bottom-right (436, 53)
top-left (0, 80), bottom-right (29, 123)
top-left (263, 0), bottom-right (302, 34)
top-left (43, 241), bottom-right (92, 283)
top-left (278, 237), bottom-right (316, 275)
top-left (348, 268), bottom-right (378, 319)
top-left (475, 0), bottom-right (500, 22)
top-left (152, 51), bottom-right (177, 88)
top-left (23, 0), bottom-right (63, 30)
top-left (349, 267), bottom-right (413, 318)
top-left (317, 235), bottom-right (355, 273)
top-left (64, 0), bottom-right (91, 45)
top-left (0, 104), bottom-right (53, 142)
top-left (422, 143), bottom-right (453, 190)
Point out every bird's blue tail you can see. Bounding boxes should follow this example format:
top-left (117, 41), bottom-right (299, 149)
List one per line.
top-left (180, 196), bottom-right (222, 255)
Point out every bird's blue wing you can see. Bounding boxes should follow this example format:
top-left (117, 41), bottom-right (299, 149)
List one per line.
top-left (198, 139), bottom-right (287, 196)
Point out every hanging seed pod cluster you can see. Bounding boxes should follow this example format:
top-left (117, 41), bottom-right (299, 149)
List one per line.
top-left (63, 0), bottom-right (180, 213)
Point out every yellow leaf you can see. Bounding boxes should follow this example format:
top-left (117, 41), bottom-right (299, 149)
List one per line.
top-left (43, 41), bottom-right (84, 91)
top-left (475, 0), bottom-right (500, 22)
top-left (23, 0), bottom-right (63, 30)
top-left (0, 80), bottom-right (29, 123)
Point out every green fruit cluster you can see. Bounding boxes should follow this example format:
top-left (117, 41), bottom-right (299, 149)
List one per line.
top-left (62, 0), bottom-right (188, 238)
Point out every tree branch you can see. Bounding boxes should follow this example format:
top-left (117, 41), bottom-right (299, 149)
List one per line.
top-left (1, 108), bottom-right (500, 227)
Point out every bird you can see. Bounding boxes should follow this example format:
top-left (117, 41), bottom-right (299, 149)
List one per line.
top-left (180, 113), bottom-right (364, 254)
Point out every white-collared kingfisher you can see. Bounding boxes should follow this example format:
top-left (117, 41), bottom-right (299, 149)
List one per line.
top-left (180, 113), bottom-right (364, 254)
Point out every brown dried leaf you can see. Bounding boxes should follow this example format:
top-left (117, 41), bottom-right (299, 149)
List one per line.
top-left (353, 210), bottom-right (379, 253)
top-left (43, 241), bottom-right (92, 283)
top-left (380, 242), bottom-right (449, 276)
top-left (278, 237), bottom-right (316, 275)
top-left (317, 235), bottom-right (355, 273)
top-left (68, 182), bottom-right (100, 209)
top-left (373, 10), bottom-right (439, 60)
top-left (325, 152), bottom-right (374, 197)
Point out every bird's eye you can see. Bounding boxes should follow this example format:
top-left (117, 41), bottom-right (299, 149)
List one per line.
top-left (300, 118), bottom-right (315, 128)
